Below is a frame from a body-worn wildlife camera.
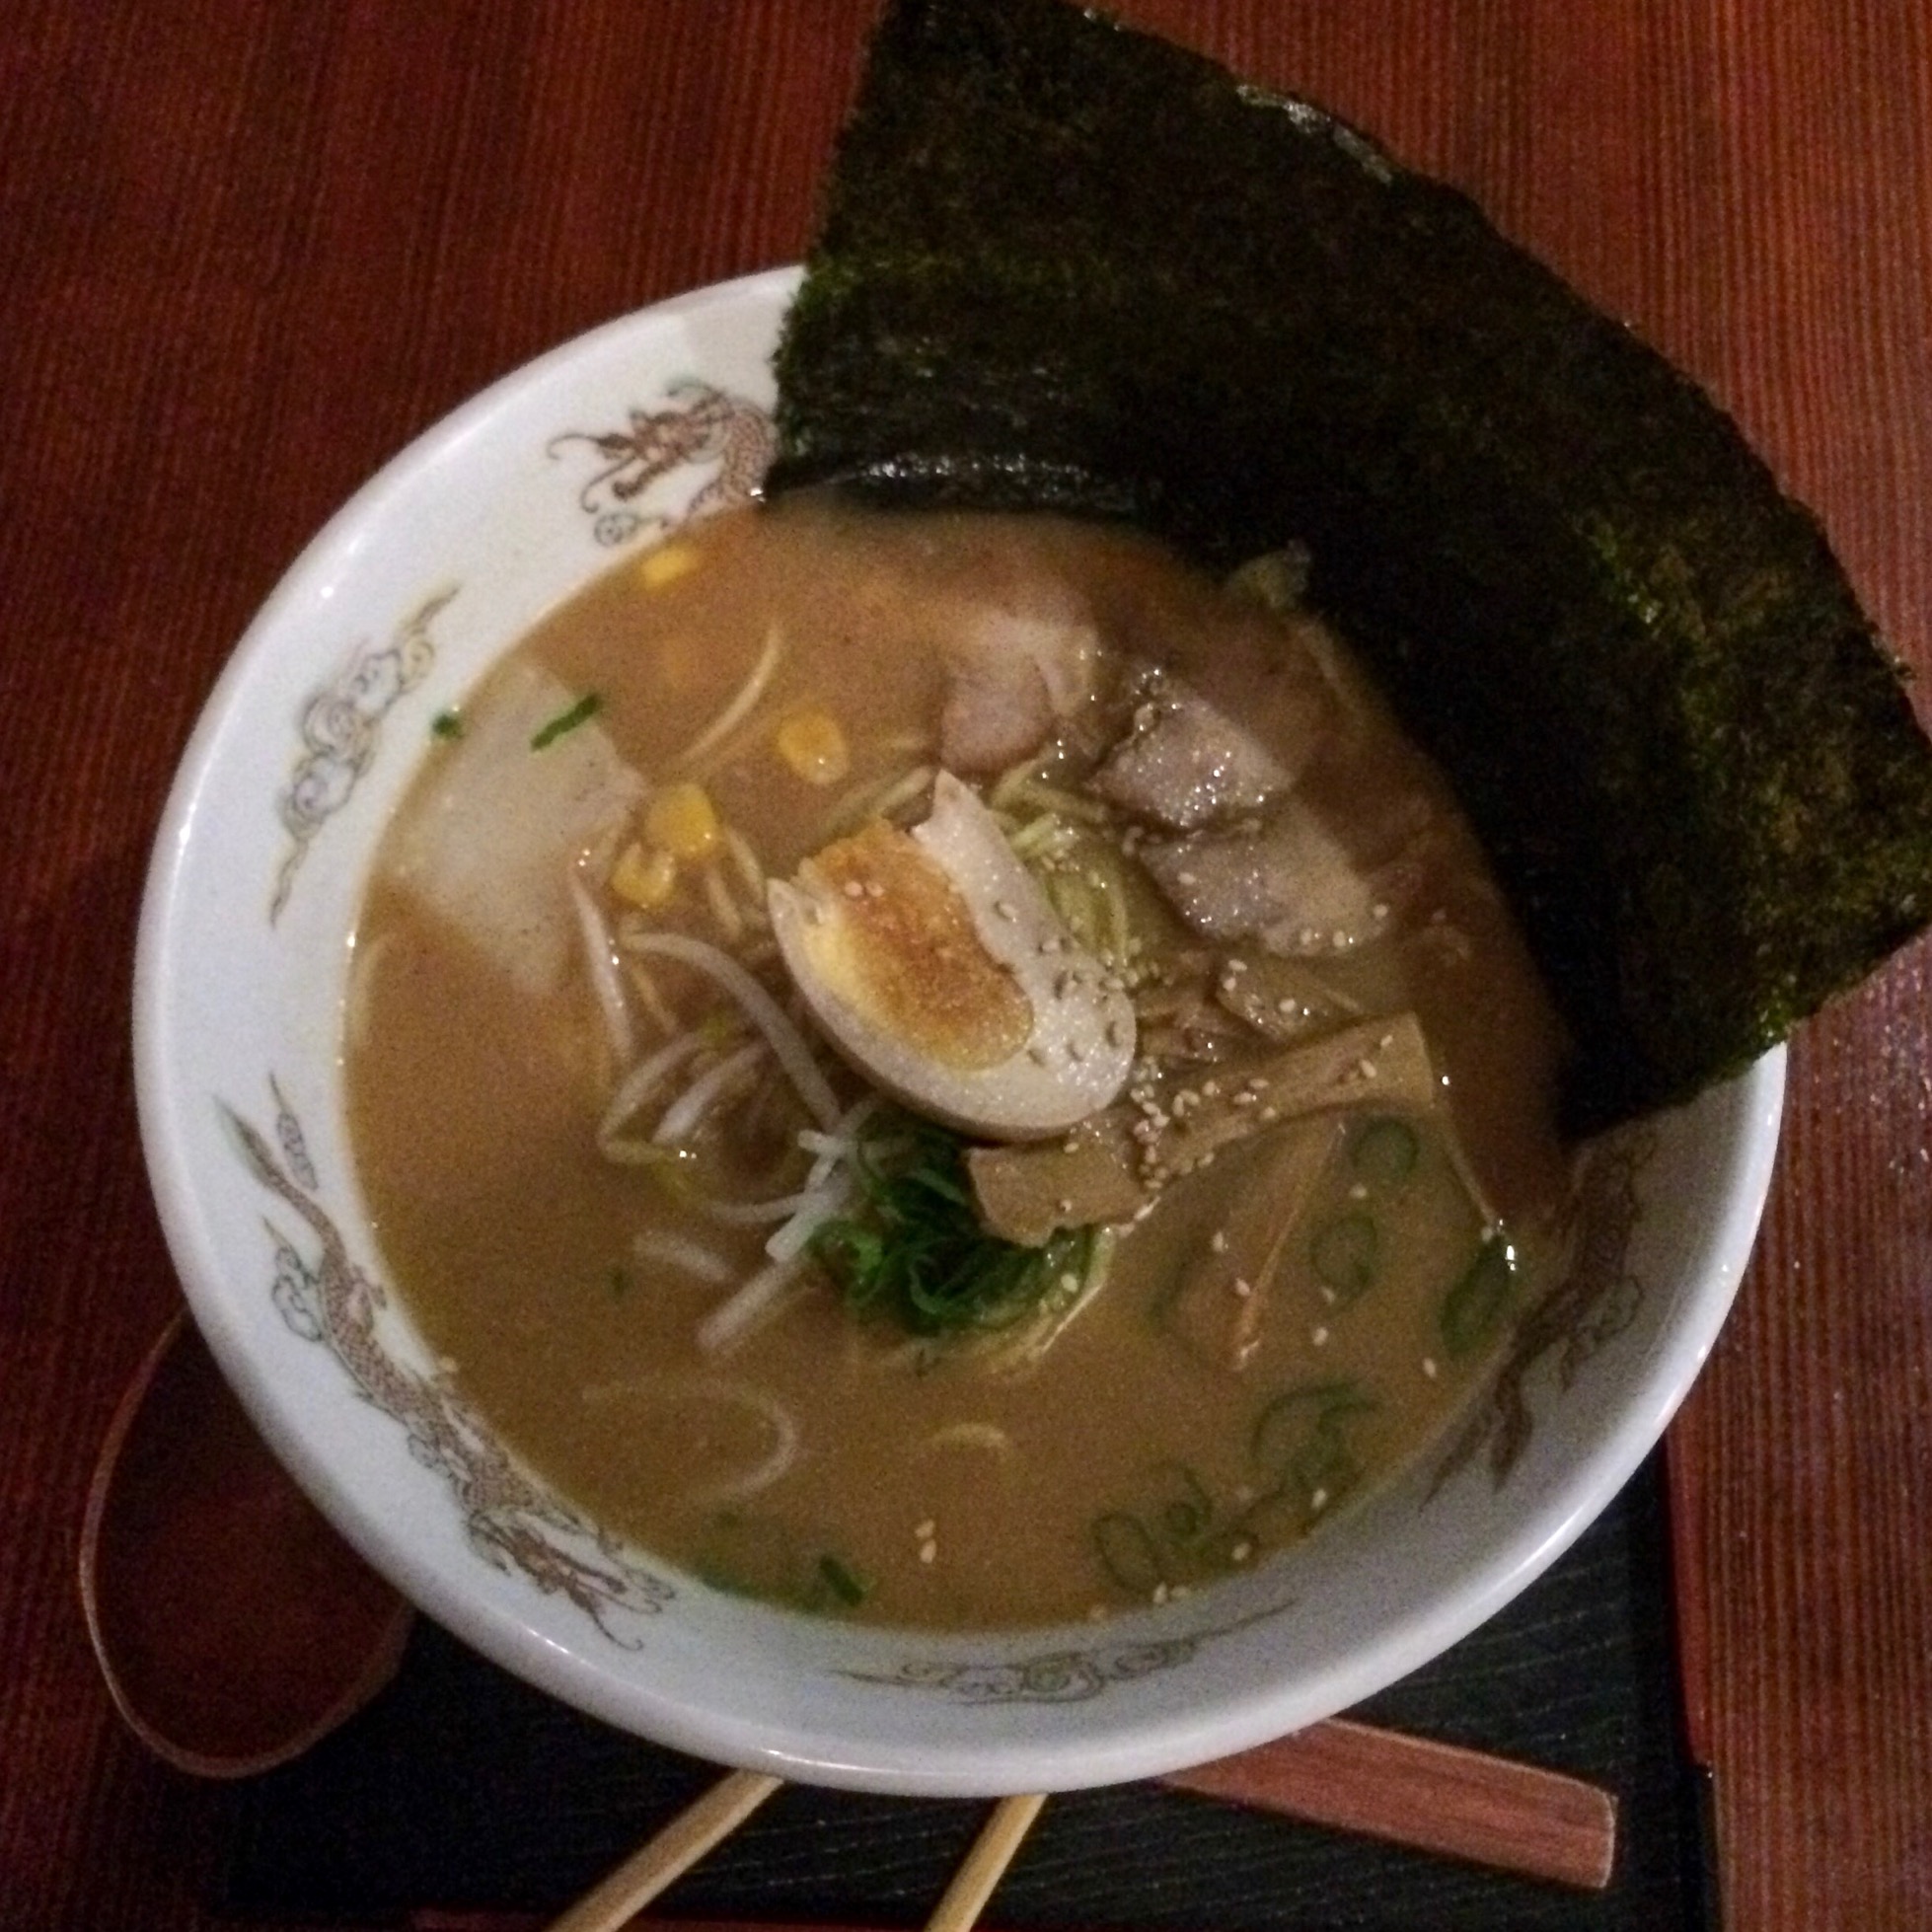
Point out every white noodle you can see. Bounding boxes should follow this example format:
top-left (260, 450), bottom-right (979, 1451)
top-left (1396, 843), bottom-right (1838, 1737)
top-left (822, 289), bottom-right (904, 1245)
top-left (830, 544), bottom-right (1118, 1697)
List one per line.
top-left (679, 623), bottom-right (782, 769)
top-left (623, 929), bottom-right (841, 1129)
top-left (599, 1029), bottom-right (709, 1143)
top-left (568, 871), bottom-right (634, 1070)
top-left (699, 1254), bottom-right (810, 1357)
top-left (866, 762), bottom-right (936, 824)
top-left (652, 1040), bottom-right (765, 1147)
top-left (821, 761), bottom-right (933, 837)
top-left (576, 1374), bottom-right (799, 1505)
top-left (631, 1230), bottom-right (736, 1285)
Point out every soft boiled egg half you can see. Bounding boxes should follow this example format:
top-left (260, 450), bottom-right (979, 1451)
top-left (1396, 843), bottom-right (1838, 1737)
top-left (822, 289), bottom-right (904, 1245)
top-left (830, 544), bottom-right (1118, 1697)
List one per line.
top-left (768, 772), bottom-right (1136, 1140)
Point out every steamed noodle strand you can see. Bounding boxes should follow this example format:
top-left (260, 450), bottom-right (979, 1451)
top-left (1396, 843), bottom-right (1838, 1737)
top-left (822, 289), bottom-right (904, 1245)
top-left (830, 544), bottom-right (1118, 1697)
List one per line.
top-left (576, 1375), bottom-right (799, 1505)
top-left (622, 929), bottom-right (842, 1129)
top-left (632, 1229), bottom-right (737, 1285)
top-left (679, 624), bottom-right (782, 769)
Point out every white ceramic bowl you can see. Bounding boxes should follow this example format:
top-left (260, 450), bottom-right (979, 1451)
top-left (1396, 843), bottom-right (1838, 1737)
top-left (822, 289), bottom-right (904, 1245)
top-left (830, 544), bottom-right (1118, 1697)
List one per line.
top-left (134, 267), bottom-right (1784, 1797)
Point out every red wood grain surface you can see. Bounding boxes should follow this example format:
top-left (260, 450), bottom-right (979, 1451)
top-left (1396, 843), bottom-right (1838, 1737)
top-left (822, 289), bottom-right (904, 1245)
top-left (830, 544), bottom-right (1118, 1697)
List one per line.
top-left (2, 3), bottom-right (1927, 1927)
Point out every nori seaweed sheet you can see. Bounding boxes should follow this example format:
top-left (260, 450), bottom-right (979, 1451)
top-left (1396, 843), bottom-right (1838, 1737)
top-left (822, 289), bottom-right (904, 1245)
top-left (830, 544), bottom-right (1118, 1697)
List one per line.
top-left (769, 0), bottom-right (1932, 1134)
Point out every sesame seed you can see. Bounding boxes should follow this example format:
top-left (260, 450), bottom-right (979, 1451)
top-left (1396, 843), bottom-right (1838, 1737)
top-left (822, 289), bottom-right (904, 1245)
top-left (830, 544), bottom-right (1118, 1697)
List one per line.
top-left (842, 880), bottom-right (866, 899)
top-left (1310, 1488), bottom-right (1330, 1512)
top-left (915, 1518), bottom-right (936, 1539)
top-left (1152, 1582), bottom-right (1170, 1604)
top-left (1232, 1277), bottom-right (1253, 1300)
top-left (1056, 1197), bottom-right (1074, 1216)
top-left (1319, 1285), bottom-right (1338, 1306)
top-left (1311, 1325), bottom-right (1330, 1347)
top-left (1348, 1182), bottom-right (1369, 1201)
top-left (920, 1540), bottom-right (938, 1564)
top-left (1230, 1539), bottom-right (1254, 1563)
top-left (1210, 1229), bottom-right (1228, 1254)
top-left (1422, 1357), bottom-right (1440, 1379)
top-left (866, 880), bottom-right (886, 899)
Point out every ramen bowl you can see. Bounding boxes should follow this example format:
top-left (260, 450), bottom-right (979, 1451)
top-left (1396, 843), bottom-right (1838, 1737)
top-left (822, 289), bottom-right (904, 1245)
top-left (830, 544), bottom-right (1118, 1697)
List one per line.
top-left (134, 268), bottom-right (1783, 1796)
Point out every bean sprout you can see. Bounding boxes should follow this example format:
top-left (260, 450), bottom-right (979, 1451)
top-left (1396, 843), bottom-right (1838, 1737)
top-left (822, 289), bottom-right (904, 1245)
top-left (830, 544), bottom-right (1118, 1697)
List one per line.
top-left (623, 929), bottom-right (841, 1129)
top-left (568, 871), bottom-right (633, 1070)
top-left (698, 1254), bottom-right (811, 1357)
top-left (652, 1040), bottom-right (766, 1147)
top-left (599, 1030), bottom-right (709, 1144)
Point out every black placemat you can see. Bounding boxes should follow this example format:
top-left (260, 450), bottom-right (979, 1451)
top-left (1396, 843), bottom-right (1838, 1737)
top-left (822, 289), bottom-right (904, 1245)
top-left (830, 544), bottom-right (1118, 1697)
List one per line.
top-left (220, 1451), bottom-right (1715, 1930)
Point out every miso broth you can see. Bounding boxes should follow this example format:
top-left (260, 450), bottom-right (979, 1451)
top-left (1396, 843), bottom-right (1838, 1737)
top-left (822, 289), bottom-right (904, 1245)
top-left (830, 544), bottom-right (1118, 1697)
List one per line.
top-left (347, 498), bottom-right (1576, 1629)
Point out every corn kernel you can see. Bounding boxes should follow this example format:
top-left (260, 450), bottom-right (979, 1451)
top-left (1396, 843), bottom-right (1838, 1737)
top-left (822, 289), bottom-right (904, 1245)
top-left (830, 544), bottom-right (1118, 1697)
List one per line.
top-left (775, 707), bottom-right (851, 785)
top-left (637, 543), bottom-right (700, 590)
top-left (645, 780), bottom-right (720, 860)
top-left (609, 842), bottom-right (677, 908)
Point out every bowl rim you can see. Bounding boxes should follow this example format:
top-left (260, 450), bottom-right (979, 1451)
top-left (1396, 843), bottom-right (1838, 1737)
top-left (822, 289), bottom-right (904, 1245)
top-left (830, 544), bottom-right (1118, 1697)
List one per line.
top-left (133, 267), bottom-right (1785, 1795)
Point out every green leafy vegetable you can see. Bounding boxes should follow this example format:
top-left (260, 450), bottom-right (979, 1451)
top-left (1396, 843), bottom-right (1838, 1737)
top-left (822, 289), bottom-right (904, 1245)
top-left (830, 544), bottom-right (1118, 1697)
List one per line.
top-left (772, 0), bottom-right (1932, 1133)
top-left (815, 1553), bottom-right (871, 1607)
top-left (430, 708), bottom-right (464, 741)
top-left (811, 1111), bottom-right (1090, 1335)
top-left (530, 691), bottom-right (603, 750)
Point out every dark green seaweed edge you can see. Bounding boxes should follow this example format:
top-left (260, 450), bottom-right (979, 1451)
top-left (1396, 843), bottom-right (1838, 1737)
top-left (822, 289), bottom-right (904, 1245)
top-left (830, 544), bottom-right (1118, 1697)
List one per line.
top-left (769, 0), bottom-right (1932, 1133)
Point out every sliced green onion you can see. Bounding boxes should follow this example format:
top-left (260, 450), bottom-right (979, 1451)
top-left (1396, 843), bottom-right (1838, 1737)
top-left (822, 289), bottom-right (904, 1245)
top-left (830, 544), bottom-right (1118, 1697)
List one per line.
top-left (530, 691), bottom-right (603, 750)
top-left (1310, 1213), bottom-right (1379, 1300)
top-left (816, 1553), bottom-right (870, 1607)
top-left (1350, 1116), bottom-right (1419, 1187)
top-left (1440, 1235), bottom-right (1517, 1358)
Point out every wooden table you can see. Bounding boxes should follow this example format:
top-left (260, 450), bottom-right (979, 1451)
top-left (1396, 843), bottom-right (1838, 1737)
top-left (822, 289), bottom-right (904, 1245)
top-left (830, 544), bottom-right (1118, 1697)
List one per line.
top-left (3, 2), bottom-right (1927, 1926)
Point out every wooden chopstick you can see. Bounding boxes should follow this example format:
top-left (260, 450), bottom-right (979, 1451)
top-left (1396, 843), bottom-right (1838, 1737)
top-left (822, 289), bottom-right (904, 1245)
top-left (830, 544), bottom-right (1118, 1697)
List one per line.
top-left (540, 1769), bottom-right (783, 1932)
top-left (1160, 1716), bottom-right (1618, 1890)
top-left (540, 1710), bottom-right (1615, 1932)
top-left (923, 1793), bottom-right (1048, 1932)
